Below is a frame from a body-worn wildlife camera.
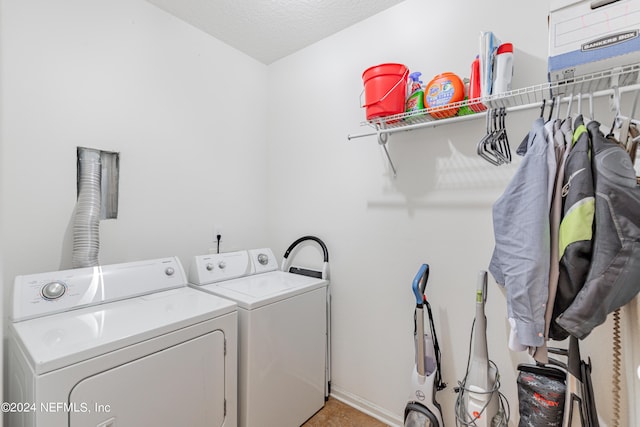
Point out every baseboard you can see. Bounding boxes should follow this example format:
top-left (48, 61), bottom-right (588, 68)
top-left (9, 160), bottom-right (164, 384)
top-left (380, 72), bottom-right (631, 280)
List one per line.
top-left (330, 386), bottom-right (403, 427)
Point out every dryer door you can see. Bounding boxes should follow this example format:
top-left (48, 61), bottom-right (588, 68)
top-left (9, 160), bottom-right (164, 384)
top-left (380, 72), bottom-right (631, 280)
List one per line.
top-left (69, 330), bottom-right (226, 427)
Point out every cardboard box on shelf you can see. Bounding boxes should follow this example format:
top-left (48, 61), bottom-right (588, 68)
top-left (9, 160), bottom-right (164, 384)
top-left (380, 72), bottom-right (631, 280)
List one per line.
top-left (548, 0), bottom-right (640, 84)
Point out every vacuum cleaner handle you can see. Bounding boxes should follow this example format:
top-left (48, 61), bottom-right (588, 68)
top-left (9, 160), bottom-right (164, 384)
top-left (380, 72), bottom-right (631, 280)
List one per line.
top-left (477, 270), bottom-right (488, 303)
top-left (412, 264), bottom-right (429, 305)
top-left (567, 335), bottom-right (582, 379)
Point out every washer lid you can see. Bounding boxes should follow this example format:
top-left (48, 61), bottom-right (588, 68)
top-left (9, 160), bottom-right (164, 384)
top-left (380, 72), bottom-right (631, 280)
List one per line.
top-left (11, 287), bottom-right (236, 375)
top-left (194, 270), bottom-right (327, 309)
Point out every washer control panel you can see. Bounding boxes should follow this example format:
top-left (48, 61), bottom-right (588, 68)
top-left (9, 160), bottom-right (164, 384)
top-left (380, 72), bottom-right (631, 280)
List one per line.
top-left (189, 251), bottom-right (252, 285)
top-left (13, 257), bottom-right (186, 321)
top-left (189, 248), bottom-right (278, 285)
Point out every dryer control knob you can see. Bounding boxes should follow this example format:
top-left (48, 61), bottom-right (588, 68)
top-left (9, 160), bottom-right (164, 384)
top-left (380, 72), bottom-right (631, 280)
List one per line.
top-left (165, 267), bottom-right (175, 276)
top-left (257, 253), bottom-right (269, 265)
top-left (42, 281), bottom-right (66, 300)
top-left (218, 261), bottom-right (226, 270)
top-left (206, 263), bottom-right (214, 271)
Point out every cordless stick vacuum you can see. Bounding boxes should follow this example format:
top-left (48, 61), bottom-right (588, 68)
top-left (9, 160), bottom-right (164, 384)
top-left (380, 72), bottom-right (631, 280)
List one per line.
top-left (404, 264), bottom-right (446, 427)
top-left (455, 271), bottom-right (507, 427)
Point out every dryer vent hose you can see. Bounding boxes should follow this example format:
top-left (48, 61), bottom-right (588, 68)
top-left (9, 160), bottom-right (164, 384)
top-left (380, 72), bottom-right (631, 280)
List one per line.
top-left (72, 149), bottom-right (101, 268)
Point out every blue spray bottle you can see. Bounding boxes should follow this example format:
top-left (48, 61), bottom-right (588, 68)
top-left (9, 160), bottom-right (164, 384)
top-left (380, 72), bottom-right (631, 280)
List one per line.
top-left (405, 71), bottom-right (424, 113)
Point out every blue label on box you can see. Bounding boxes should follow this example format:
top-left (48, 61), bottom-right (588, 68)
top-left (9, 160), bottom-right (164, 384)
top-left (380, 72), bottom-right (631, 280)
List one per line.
top-left (582, 30), bottom-right (638, 51)
top-left (549, 30), bottom-right (640, 72)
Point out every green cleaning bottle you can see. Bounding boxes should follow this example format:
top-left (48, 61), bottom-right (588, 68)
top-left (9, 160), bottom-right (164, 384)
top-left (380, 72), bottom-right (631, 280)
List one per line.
top-left (405, 71), bottom-right (424, 114)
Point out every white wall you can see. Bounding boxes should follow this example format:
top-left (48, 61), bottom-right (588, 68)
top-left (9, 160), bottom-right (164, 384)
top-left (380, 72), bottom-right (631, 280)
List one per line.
top-left (0, 0), bottom-right (269, 401)
top-left (1, 0), bottom-right (269, 280)
top-left (0, 1), bottom-right (4, 423)
top-left (266, 0), bottom-right (633, 425)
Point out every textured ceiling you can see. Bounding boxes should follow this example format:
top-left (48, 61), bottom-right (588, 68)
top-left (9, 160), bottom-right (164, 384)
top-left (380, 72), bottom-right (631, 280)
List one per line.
top-left (145, 0), bottom-right (407, 64)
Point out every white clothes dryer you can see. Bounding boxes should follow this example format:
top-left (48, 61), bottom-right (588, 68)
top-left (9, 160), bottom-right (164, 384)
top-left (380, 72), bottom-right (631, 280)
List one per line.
top-left (188, 243), bottom-right (329, 427)
top-left (8, 257), bottom-right (238, 427)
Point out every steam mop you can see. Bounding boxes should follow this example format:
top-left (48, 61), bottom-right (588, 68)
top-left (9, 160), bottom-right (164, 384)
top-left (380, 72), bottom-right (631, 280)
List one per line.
top-left (404, 264), bottom-right (446, 427)
top-left (455, 271), bottom-right (507, 427)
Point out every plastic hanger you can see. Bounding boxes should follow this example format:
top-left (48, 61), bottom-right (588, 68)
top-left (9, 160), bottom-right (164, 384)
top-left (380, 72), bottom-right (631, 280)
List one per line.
top-left (477, 109), bottom-right (503, 166)
top-left (491, 109), bottom-right (507, 162)
top-left (577, 93), bottom-right (582, 117)
top-left (497, 108), bottom-right (511, 163)
top-left (607, 85), bottom-right (625, 138)
top-left (620, 88), bottom-right (640, 160)
top-left (547, 96), bottom-right (556, 122)
top-left (476, 108), bottom-right (512, 166)
top-left (631, 87), bottom-right (640, 119)
top-left (605, 85), bottom-right (640, 137)
top-left (565, 94), bottom-right (574, 120)
top-left (490, 108), bottom-right (512, 164)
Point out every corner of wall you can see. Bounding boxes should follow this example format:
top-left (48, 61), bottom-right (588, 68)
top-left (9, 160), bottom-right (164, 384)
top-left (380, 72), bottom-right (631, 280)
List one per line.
top-left (0, 0), bottom-right (6, 423)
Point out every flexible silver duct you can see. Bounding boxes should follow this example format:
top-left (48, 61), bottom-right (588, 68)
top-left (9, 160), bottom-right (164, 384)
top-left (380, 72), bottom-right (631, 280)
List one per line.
top-left (72, 148), bottom-right (101, 268)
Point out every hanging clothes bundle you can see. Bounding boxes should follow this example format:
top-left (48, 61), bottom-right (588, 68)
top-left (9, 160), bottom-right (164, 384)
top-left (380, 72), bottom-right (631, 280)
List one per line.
top-left (550, 111), bottom-right (594, 343)
top-left (490, 90), bottom-right (640, 353)
top-left (556, 119), bottom-right (640, 339)
top-left (488, 98), bottom-right (562, 359)
top-left (489, 90), bottom-right (640, 427)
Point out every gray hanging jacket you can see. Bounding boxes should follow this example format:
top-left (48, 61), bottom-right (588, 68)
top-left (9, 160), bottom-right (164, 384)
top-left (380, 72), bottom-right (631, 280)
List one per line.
top-left (489, 117), bottom-right (551, 348)
top-left (556, 120), bottom-right (640, 338)
top-left (550, 116), bottom-right (594, 341)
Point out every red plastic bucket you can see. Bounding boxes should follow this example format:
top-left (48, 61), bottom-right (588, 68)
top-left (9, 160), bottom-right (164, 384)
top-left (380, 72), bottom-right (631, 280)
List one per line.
top-left (362, 63), bottom-right (409, 120)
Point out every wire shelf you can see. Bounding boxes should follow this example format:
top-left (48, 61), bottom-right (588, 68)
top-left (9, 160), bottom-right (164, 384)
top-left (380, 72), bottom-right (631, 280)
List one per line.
top-left (349, 63), bottom-right (640, 176)
top-left (359, 62), bottom-right (640, 131)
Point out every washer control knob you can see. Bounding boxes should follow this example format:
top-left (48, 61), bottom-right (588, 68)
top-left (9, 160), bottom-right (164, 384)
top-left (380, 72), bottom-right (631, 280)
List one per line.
top-left (218, 261), bottom-right (226, 270)
top-left (165, 267), bottom-right (175, 276)
top-left (257, 253), bottom-right (269, 265)
top-left (42, 281), bottom-right (66, 300)
top-left (206, 263), bottom-right (214, 271)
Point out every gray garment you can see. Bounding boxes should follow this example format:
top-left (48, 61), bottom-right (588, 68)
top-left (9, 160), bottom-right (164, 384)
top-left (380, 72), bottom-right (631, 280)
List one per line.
top-left (534, 118), bottom-right (570, 363)
top-left (551, 115), bottom-right (594, 341)
top-left (489, 117), bottom-right (550, 348)
top-left (556, 120), bottom-right (640, 338)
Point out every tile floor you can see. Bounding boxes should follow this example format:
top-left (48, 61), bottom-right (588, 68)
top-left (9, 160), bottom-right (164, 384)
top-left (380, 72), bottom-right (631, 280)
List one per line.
top-left (302, 397), bottom-right (389, 427)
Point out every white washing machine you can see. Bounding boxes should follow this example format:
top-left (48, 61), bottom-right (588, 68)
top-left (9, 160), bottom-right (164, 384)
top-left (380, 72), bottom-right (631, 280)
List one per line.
top-left (8, 257), bottom-right (238, 427)
top-left (188, 246), bottom-right (329, 427)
